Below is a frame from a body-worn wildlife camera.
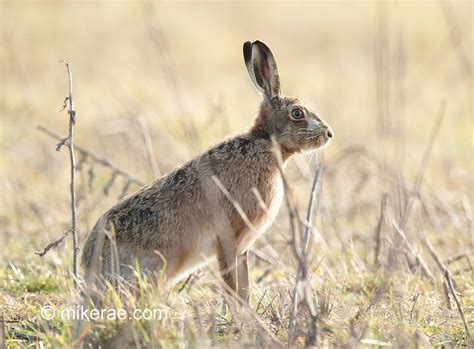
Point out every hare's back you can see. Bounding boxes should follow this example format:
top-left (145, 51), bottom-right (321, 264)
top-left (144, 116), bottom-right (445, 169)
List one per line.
top-left (105, 162), bottom-right (206, 248)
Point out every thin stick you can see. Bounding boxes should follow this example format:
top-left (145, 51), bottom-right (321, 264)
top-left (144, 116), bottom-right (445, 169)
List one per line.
top-left (37, 125), bottom-right (144, 187)
top-left (392, 221), bottom-right (435, 282)
top-left (444, 270), bottom-right (470, 337)
top-left (177, 274), bottom-right (194, 294)
top-left (409, 292), bottom-right (419, 321)
top-left (400, 101), bottom-right (446, 229)
top-left (442, 282), bottom-right (452, 310)
top-left (302, 166), bottom-right (321, 257)
top-left (106, 221), bottom-right (120, 289)
top-left (270, 140), bottom-right (301, 343)
top-left (62, 61), bottom-right (79, 285)
top-left (35, 228), bottom-right (71, 257)
top-left (374, 193), bottom-right (388, 266)
top-left (212, 176), bottom-right (256, 233)
top-left (289, 165), bottom-right (322, 343)
top-left (271, 139), bottom-right (302, 267)
top-left (273, 140), bottom-right (321, 344)
top-left (445, 253), bottom-right (472, 265)
top-left (139, 116), bottom-right (161, 178)
top-left (420, 226), bottom-right (470, 338)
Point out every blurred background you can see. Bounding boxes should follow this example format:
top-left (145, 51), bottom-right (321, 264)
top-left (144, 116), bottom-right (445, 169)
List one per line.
top-left (0, 0), bottom-right (472, 345)
top-left (1, 0), bottom-right (471, 245)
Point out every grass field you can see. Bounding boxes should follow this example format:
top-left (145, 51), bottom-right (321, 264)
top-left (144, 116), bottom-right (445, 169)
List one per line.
top-left (0, 1), bottom-right (472, 347)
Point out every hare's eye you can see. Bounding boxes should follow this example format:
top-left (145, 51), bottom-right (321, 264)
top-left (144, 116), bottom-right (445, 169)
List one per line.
top-left (291, 108), bottom-right (304, 120)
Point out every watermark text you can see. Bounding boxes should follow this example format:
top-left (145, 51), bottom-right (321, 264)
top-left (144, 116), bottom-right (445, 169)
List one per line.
top-left (40, 305), bottom-right (168, 321)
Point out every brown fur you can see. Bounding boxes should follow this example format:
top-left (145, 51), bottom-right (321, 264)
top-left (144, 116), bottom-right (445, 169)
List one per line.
top-left (81, 40), bottom-right (332, 302)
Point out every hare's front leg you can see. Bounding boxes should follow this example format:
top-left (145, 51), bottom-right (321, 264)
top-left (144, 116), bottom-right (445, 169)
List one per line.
top-left (237, 251), bottom-right (250, 303)
top-left (216, 235), bottom-right (238, 294)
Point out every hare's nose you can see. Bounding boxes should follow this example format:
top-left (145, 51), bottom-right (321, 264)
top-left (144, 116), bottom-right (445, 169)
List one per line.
top-left (326, 129), bottom-right (333, 138)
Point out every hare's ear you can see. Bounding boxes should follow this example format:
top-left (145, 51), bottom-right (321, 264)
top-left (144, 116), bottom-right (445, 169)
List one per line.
top-left (243, 41), bottom-right (281, 99)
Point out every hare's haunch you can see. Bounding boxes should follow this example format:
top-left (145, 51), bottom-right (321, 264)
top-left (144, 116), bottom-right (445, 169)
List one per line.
top-left (82, 41), bottom-right (333, 302)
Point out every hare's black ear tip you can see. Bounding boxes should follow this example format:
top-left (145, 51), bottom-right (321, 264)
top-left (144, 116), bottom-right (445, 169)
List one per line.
top-left (243, 41), bottom-right (253, 62)
top-left (253, 40), bottom-right (270, 50)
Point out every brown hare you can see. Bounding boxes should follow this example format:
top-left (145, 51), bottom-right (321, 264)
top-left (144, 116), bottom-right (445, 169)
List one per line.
top-left (81, 40), bottom-right (332, 302)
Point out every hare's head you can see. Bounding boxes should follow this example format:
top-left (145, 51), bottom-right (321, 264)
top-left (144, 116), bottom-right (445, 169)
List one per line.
top-left (244, 40), bottom-right (333, 156)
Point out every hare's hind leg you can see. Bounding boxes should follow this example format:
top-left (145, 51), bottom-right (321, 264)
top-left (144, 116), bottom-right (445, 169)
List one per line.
top-left (216, 235), bottom-right (238, 293)
top-left (237, 251), bottom-right (250, 302)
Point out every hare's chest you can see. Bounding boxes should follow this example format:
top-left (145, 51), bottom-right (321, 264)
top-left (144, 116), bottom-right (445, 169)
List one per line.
top-left (262, 176), bottom-right (284, 226)
top-left (237, 176), bottom-right (283, 254)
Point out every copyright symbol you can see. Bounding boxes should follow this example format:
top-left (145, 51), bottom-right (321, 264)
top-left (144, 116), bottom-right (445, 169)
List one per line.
top-left (41, 305), bottom-right (55, 320)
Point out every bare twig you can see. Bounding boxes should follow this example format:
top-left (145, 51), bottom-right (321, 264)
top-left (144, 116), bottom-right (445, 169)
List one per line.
top-left (302, 166), bottom-right (321, 258)
top-left (211, 176), bottom-right (256, 233)
top-left (410, 292), bottom-right (419, 321)
top-left (445, 253), bottom-right (472, 265)
top-left (119, 179), bottom-right (133, 200)
top-left (62, 61), bottom-right (79, 284)
top-left (102, 173), bottom-right (117, 196)
top-left (270, 140), bottom-right (302, 343)
top-left (56, 137), bottom-right (69, 151)
top-left (139, 116), bottom-right (161, 178)
top-left (419, 224), bottom-right (470, 338)
top-left (84, 217), bottom-right (107, 293)
top-left (290, 165), bottom-right (321, 327)
top-left (106, 221), bottom-right (120, 289)
top-left (392, 221), bottom-right (435, 282)
top-left (35, 228), bottom-right (72, 257)
top-left (278, 143), bottom-right (321, 343)
top-left (177, 274), bottom-right (194, 294)
top-left (87, 162), bottom-right (96, 191)
top-left (442, 282), bottom-right (452, 310)
top-left (444, 271), bottom-right (470, 338)
top-left (400, 101), bottom-right (446, 229)
top-left (37, 125), bottom-right (144, 187)
top-left (374, 193), bottom-right (388, 266)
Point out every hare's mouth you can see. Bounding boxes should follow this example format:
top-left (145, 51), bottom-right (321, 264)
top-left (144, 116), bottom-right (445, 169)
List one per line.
top-left (317, 135), bottom-right (331, 149)
top-left (302, 136), bottom-right (330, 155)
top-left (320, 136), bottom-right (332, 148)
top-left (319, 127), bottom-right (333, 147)
top-left (307, 124), bottom-right (332, 146)
top-left (310, 132), bottom-right (332, 150)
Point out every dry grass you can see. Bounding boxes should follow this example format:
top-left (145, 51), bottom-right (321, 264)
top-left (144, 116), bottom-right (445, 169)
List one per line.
top-left (0, 1), bottom-right (472, 347)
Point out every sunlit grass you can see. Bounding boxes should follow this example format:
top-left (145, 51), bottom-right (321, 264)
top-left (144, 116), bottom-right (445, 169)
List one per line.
top-left (1, 0), bottom-right (472, 347)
